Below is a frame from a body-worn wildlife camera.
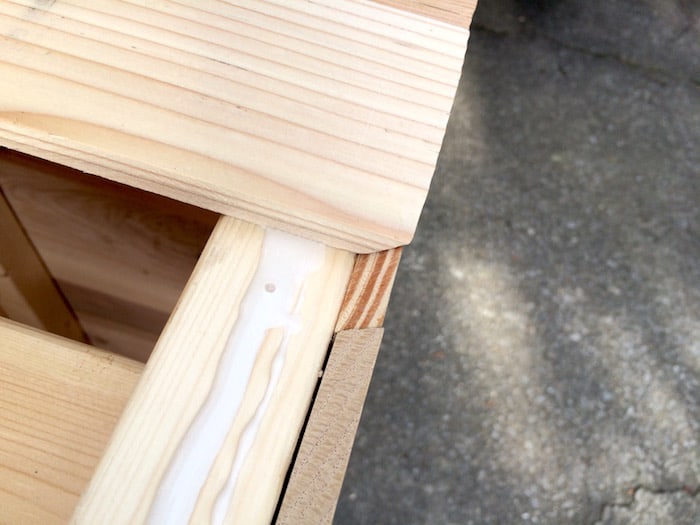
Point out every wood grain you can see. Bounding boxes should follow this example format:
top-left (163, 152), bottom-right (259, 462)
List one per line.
top-left (0, 185), bottom-right (86, 341)
top-left (336, 248), bottom-right (402, 331)
top-left (0, 0), bottom-right (469, 252)
top-left (72, 216), bottom-right (355, 524)
top-left (0, 150), bottom-right (217, 359)
top-left (276, 328), bottom-right (385, 525)
top-left (371, 0), bottom-right (478, 28)
top-left (0, 317), bottom-right (143, 524)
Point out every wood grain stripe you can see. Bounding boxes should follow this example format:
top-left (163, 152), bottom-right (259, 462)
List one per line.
top-left (0, 0), bottom-right (470, 252)
top-left (336, 248), bottom-right (402, 331)
top-left (370, 0), bottom-right (478, 28)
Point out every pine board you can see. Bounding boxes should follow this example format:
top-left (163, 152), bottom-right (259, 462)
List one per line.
top-left (0, 318), bottom-right (143, 524)
top-left (0, 0), bottom-right (470, 252)
top-left (276, 328), bottom-right (384, 525)
top-left (0, 185), bottom-right (86, 341)
top-left (374, 0), bottom-right (477, 27)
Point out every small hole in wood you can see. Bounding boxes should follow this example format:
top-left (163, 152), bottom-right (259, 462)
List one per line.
top-left (265, 282), bottom-right (276, 293)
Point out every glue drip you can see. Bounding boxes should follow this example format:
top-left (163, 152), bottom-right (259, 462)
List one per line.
top-left (147, 229), bottom-right (325, 524)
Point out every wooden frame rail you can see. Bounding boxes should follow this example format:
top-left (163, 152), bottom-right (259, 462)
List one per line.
top-left (72, 216), bottom-right (354, 523)
top-left (0, 318), bottom-right (142, 523)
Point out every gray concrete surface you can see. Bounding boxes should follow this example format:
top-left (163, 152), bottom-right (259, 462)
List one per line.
top-left (334, 1), bottom-right (700, 523)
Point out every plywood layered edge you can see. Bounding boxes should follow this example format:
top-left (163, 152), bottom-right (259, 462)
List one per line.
top-left (0, 0), bottom-right (471, 252)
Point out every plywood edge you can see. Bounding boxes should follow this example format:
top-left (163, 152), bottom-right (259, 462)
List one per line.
top-left (0, 317), bottom-right (143, 523)
top-left (276, 328), bottom-right (385, 525)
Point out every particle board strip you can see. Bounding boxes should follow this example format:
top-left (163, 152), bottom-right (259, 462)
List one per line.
top-left (276, 328), bottom-right (385, 525)
top-left (0, 185), bottom-right (86, 341)
top-left (0, 317), bottom-right (143, 524)
top-left (0, 0), bottom-right (471, 252)
top-left (72, 215), bottom-right (355, 524)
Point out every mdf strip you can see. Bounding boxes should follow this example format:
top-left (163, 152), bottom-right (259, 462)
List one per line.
top-left (72, 216), bottom-right (354, 524)
top-left (0, 0), bottom-right (470, 252)
top-left (0, 318), bottom-right (143, 524)
top-left (0, 185), bottom-right (86, 341)
top-left (276, 328), bottom-right (385, 525)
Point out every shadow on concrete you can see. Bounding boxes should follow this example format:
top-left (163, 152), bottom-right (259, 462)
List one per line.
top-left (336, 0), bottom-right (700, 523)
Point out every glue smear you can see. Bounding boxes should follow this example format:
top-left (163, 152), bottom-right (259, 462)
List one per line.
top-left (148, 229), bottom-right (325, 524)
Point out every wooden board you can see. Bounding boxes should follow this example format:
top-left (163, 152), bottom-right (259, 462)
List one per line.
top-left (336, 247), bottom-right (402, 331)
top-left (373, 0), bottom-right (477, 27)
top-left (0, 150), bottom-right (217, 360)
top-left (0, 317), bottom-right (143, 524)
top-left (0, 185), bottom-right (86, 341)
top-left (73, 216), bottom-right (355, 524)
top-left (0, 0), bottom-right (470, 252)
top-left (276, 328), bottom-right (385, 525)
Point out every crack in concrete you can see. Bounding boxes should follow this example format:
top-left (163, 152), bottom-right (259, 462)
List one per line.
top-left (591, 485), bottom-right (700, 525)
top-left (470, 23), bottom-right (698, 88)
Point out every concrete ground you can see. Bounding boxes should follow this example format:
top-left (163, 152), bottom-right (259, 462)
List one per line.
top-left (334, 0), bottom-right (700, 523)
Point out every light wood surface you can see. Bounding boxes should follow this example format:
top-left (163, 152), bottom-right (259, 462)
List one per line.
top-left (0, 317), bottom-right (143, 524)
top-left (336, 247), bottom-right (403, 331)
top-left (0, 185), bottom-right (86, 341)
top-left (0, 150), bottom-right (217, 360)
top-left (373, 0), bottom-right (478, 27)
top-left (73, 216), bottom-right (354, 524)
top-left (0, 0), bottom-right (470, 252)
top-left (276, 328), bottom-right (385, 525)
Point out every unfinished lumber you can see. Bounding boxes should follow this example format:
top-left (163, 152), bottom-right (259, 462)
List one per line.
top-left (373, 0), bottom-right (477, 27)
top-left (0, 185), bottom-right (86, 341)
top-left (276, 328), bottom-right (385, 525)
top-left (336, 247), bottom-right (403, 331)
top-left (73, 216), bottom-right (354, 524)
top-left (0, 150), bottom-right (217, 360)
top-left (0, 317), bottom-right (143, 524)
top-left (0, 0), bottom-right (471, 252)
